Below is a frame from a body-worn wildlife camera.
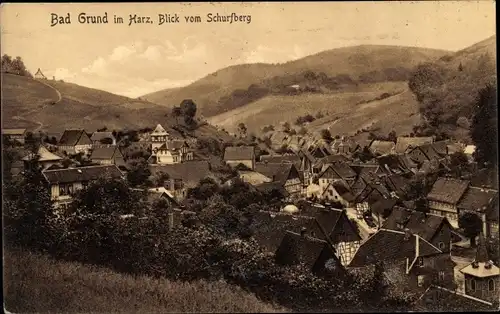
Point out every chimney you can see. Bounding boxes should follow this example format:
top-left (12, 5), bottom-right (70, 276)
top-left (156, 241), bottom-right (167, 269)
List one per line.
top-left (300, 227), bottom-right (307, 236)
top-left (168, 212), bottom-right (174, 229)
top-left (403, 228), bottom-right (412, 241)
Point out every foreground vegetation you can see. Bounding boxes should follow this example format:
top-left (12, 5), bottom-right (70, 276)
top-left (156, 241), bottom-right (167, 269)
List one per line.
top-left (4, 249), bottom-right (284, 313)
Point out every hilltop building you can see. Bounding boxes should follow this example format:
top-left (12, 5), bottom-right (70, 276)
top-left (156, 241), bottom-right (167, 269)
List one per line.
top-left (34, 68), bottom-right (47, 80)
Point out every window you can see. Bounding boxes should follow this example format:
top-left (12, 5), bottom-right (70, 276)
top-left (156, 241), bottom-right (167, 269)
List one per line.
top-left (59, 184), bottom-right (73, 196)
top-left (470, 279), bottom-right (476, 292)
top-left (417, 257), bottom-right (424, 267)
top-left (439, 242), bottom-right (445, 250)
top-left (417, 275), bottom-right (424, 287)
top-left (489, 279), bottom-right (495, 291)
top-left (438, 271), bottom-right (445, 282)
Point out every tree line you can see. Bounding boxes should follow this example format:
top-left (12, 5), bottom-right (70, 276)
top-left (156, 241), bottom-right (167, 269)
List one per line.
top-left (1, 54), bottom-right (32, 77)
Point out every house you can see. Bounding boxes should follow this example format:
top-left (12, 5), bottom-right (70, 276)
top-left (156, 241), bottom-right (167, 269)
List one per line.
top-left (463, 145), bottom-right (476, 161)
top-left (90, 131), bottom-right (116, 147)
top-left (150, 124), bottom-right (170, 151)
top-left (2, 128), bottom-right (27, 144)
top-left (369, 198), bottom-right (399, 225)
top-left (395, 136), bottom-right (434, 154)
top-left (146, 189), bottom-right (180, 210)
top-left (320, 180), bottom-right (355, 207)
top-left (381, 173), bottom-right (412, 199)
top-left (369, 140), bottom-right (395, 156)
top-left (304, 208), bottom-right (362, 266)
top-left (377, 154), bottom-right (418, 175)
top-left (151, 140), bottom-right (194, 164)
top-left (349, 163), bottom-right (383, 177)
top-left (42, 165), bottom-right (124, 209)
top-left (353, 173), bottom-right (392, 214)
top-left (426, 177), bottom-right (470, 227)
top-left (313, 154), bottom-right (349, 175)
top-left (275, 230), bottom-right (345, 276)
top-left (22, 145), bottom-right (63, 170)
top-left (255, 162), bottom-right (303, 199)
top-left (460, 234), bottom-right (500, 303)
top-left (34, 68), bottom-right (47, 79)
top-left (149, 160), bottom-right (211, 191)
top-left (413, 285), bottom-right (494, 312)
top-left (238, 170), bottom-right (272, 186)
top-left (296, 149), bottom-right (316, 184)
top-left (382, 207), bottom-right (456, 252)
top-left (407, 143), bottom-right (443, 165)
top-left (250, 210), bottom-right (314, 253)
top-left (224, 146), bottom-right (256, 170)
top-left (308, 141), bottom-right (334, 159)
top-left (58, 129), bottom-right (93, 155)
top-left (317, 161), bottom-right (356, 194)
top-left (331, 137), bottom-right (360, 155)
top-left (349, 229), bottom-right (455, 291)
top-left (457, 187), bottom-right (499, 238)
top-left (90, 146), bottom-right (125, 166)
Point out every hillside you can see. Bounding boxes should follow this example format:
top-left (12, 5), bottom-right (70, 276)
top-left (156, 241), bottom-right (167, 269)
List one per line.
top-left (408, 35), bottom-right (496, 141)
top-left (4, 249), bottom-right (284, 313)
top-left (143, 45), bottom-right (449, 117)
top-left (1, 73), bottom-right (233, 142)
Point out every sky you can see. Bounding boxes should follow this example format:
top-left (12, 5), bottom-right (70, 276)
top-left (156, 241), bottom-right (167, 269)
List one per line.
top-left (1, 2), bottom-right (496, 97)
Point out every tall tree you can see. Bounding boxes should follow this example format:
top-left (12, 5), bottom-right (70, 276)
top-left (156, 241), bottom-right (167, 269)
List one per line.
top-left (470, 83), bottom-right (497, 168)
top-left (458, 212), bottom-right (483, 247)
top-left (238, 123), bottom-right (247, 138)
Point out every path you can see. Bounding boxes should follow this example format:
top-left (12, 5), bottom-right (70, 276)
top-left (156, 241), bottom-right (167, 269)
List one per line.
top-left (35, 78), bottom-right (62, 104)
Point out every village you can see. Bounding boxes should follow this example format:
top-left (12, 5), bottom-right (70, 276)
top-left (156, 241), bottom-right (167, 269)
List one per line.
top-left (2, 109), bottom-right (499, 311)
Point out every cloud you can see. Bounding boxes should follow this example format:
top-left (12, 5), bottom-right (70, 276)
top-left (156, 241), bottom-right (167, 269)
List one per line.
top-left (52, 37), bottom-right (211, 97)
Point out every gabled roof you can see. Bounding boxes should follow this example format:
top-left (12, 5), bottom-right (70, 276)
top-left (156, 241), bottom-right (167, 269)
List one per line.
top-left (318, 161), bottom-right (356, 180)
top-left (42, 165), bottom-right (123, 184)
top-left (260, 154), bottom-right (301, 167)
top-left (369, 140), bottom-right (395, 156)
top-left (382, 174), bottom-right (411, 197)
top-left (413, 285), bottom-right (494, 312)
top-left (308, 208), bottom-right (361, 242)
top-left (151, 124), bottom-right (168, 136)
top-left (370, 198), bottom-right (399, 217)
top-left (224, 146), bottom-right (255, 161)
top-left (395, 137), bottom-right (434, 154)
top-left (238, 170), bottom-right (272, 186)
top-left (410, 143), bottom-right (442, 162)
top-left (22, 145), bottom-right (63, 162)
top-left (90, 131), bottom-right (115, 142)
top-left (457, 186), bottom-right (498, 213)
top-left (430, 140), bottom-right (450, 156)
top-left (90, 146), bottom-right (120, 160)
top-left (314, 154), bottom-right (349, 168)
top-left (2, 128), bottom-right (26, 135)
top-left (255, 162), bottom-right (301, 185)
top-left (427, 177), bottom-right (469, 204)
top-left (383, 207), bottom-right (450, 242)
top-left (58, 129), bottom-right (88, 146)
top-left (251, 211), bottom-right (314, 252)
top-left (349, 163), bottom-right (381, 177)
top-left (149, 161), bottom-right (210, 188)
top-left (348, 229), bottom-right (442, 268)
top-left (146, 190), bottom-right (180, 207)
top-left (323, 181), bottom-right (355, 202)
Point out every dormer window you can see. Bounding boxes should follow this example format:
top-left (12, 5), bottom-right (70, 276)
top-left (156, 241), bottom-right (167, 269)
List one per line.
top-left (417, 257), bottom-right (424, 267)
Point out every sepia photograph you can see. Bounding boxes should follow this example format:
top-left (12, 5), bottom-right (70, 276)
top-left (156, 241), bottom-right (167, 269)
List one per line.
top-left (1, 1), bottom-right (498, 312)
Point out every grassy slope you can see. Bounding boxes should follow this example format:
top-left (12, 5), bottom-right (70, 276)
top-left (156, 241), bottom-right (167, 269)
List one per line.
top-left (143, 45), bottom-right (449, 116)
top-left (1, 73), bottom-right (233, 142)
top-left (209, 81), bottom-right (420, 139)
top-left (4, 249), bottom-right (284, 313)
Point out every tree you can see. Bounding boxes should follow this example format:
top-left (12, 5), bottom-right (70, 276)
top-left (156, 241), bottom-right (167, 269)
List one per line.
top-left (458, 212), bottom-right (483, 247)
top-left (180, 99), bottom-right (197, 125)
top-left (126, 159), bottom-right (151, 187)
top-left (238, 123), bottom-right (247, 138)
top-left (387, 130), bottom-right (397, 143)
top-left (458, 62), bottom-right (464, 72)
top-left (321, 129), bottom-right (333, 143)
top-left (282, 122), bottom-right (291, 133)
top-left (471, 83), bottom-right (497, 168)
top-left (449, 151), bottom-right (470, 178)
top-left (171, 106), bottom-right (182, 124)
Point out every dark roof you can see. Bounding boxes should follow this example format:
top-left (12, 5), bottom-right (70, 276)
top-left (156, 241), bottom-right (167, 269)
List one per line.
top-left (223, 146), bottom-right (255, 160)
top-left (383, 207), bottom-right (449, 242)
top-left (90, 131), bottom-right (115, 142)
top-left (275, 231), bottom-right (342, 274)
top-left (383, 174), bottom-right (411, 197)
top-left (457, 187), bottom-right (498, 213)
top-left (42, 165), bottom-right (123, 184)
top-left (410, 143), bottom-right (441, 162)
top-left (298, 149), bottom-right (315, 163)
top-left (430, 140), bottom-right (450, 156)
top-left (349, 229), bottom-right (442, 268)
top-left (58, 129), bottom-right (88, 146)
top-left (90, 146), bottom-right (119, 160)
top-left (370, 198), bottom-right (398, 217)
top-left (255, 181), bottom-right (289, 196)
top-left (149, 161), bottom-right (211, 188)
top-left (319, 161), bottom-right (356, 179)
top-left (377, 154), bottom-right (415, 175)
top-left (326, 181), bottom-right (355, 202)
top-left (349, 164), bottom-right (381, 177)
top-left (146, 191), bottom-right (180, 207)
top-left (251, 211), bottom-right (314, 252)
top-left (413, 285), bottom-right (494, 312)
top-left (255, 162), bottom-right (301, 184)
top-left (314, 154), bottom-right (349, 168)
top-left (427, 177), bottom-right (469, 204)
